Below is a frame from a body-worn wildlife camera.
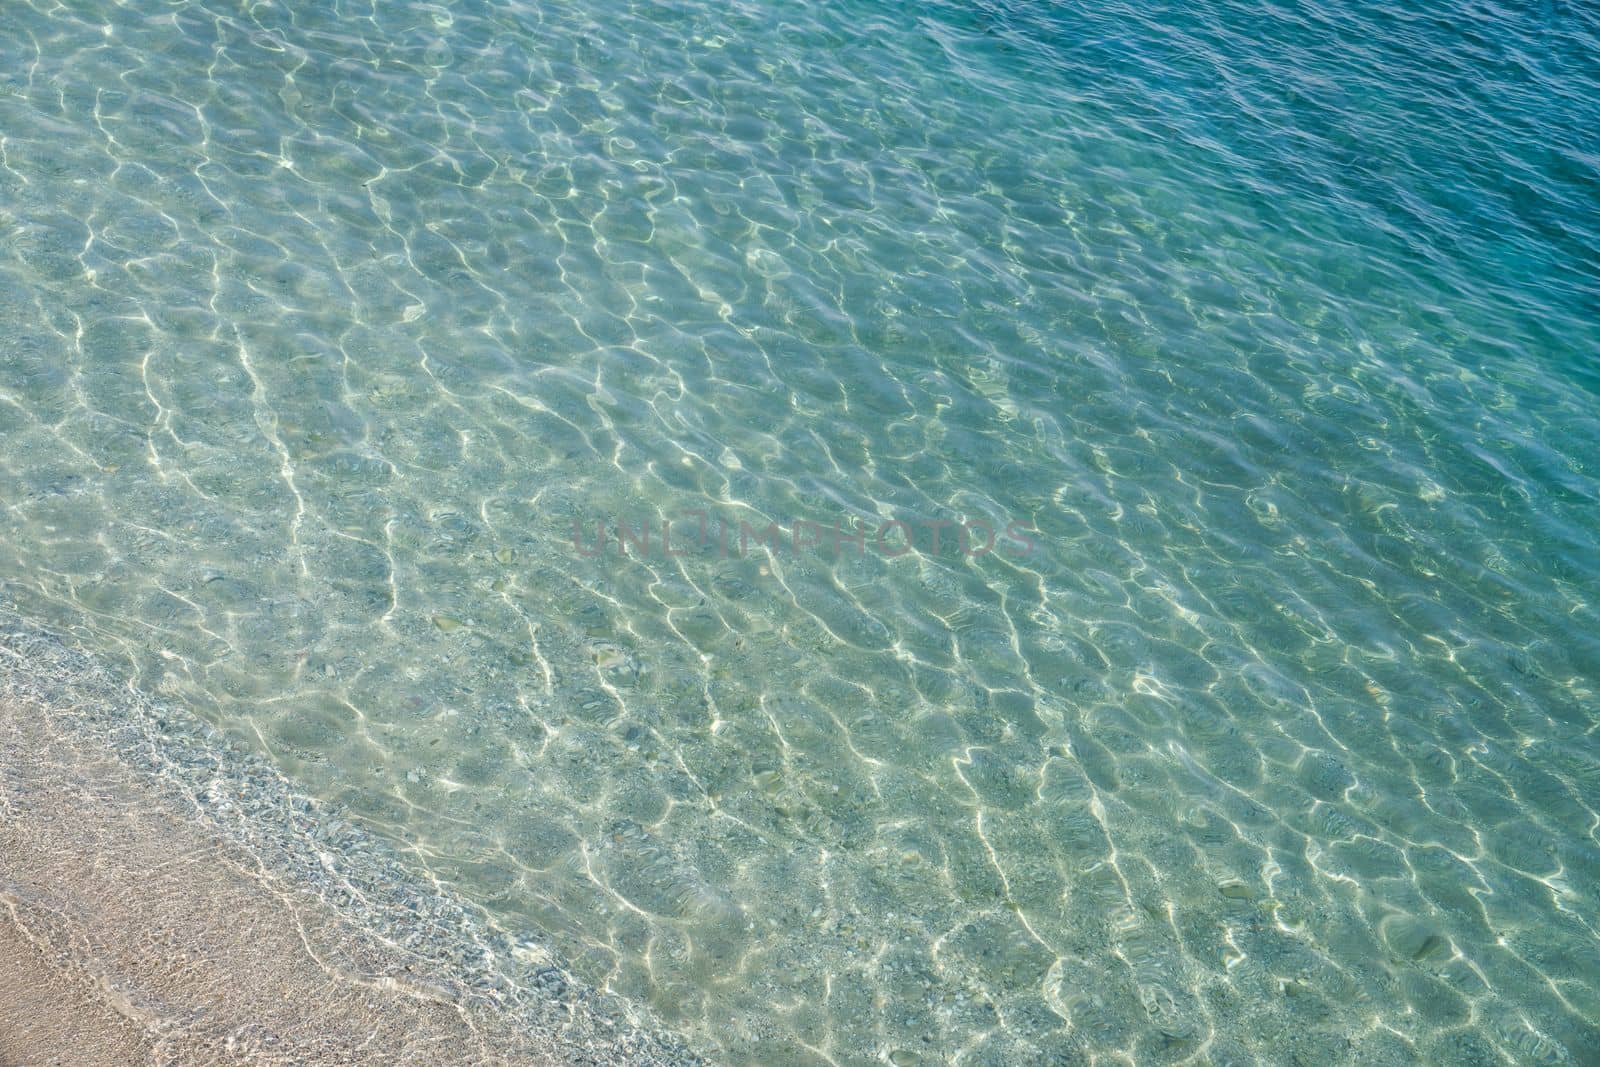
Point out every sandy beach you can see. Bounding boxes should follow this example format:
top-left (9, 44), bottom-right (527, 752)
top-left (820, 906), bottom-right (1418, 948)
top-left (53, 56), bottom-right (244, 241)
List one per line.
top-left (0, 688), bottom-right (560, 1066)
top-left (0, 620), bottom-right (702, 1067)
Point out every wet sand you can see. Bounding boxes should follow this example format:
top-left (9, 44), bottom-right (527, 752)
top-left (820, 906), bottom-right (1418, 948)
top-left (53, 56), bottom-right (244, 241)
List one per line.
top-left (0, 618), bottom-right (703, 1067)
top-left (0, 913), bottom-right (151, 1067)
top-left (0, 689), bottom-right (562, 1066)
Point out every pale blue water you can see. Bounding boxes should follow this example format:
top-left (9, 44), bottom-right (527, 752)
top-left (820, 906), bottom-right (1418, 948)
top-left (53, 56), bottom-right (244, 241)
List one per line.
top-left (2, 0), bottom-right (1599, 1062)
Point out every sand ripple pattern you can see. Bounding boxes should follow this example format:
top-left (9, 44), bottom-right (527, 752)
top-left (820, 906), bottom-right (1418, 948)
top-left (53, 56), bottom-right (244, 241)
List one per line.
top-left (2, 0), bottom-right (1599, 1063)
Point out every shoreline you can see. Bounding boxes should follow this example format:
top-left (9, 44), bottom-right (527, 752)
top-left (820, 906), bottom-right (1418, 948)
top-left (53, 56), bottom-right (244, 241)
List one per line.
top-left (0, 616), bottom-right (703, 1066)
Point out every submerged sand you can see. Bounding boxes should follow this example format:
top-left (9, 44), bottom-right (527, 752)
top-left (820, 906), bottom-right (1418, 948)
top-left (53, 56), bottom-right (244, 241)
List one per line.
top-left (0, 692), bottom-right (552, 1066)
top-left (0, 619), bottom-right (702, 1067)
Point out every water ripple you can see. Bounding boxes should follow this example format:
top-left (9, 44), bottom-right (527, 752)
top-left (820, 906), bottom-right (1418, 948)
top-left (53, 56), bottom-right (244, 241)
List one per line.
top-left (2, 0), bottom-right (1599, 1062)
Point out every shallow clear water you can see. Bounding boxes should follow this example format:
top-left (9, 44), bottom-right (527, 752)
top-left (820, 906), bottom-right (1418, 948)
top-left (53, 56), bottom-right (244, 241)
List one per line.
top-left (3, 0), bottom-right (1599, 1062)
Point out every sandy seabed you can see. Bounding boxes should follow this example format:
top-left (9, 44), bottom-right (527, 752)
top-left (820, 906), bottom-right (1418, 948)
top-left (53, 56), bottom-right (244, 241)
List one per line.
top-left (0, 617), bottom-right (702, 1067)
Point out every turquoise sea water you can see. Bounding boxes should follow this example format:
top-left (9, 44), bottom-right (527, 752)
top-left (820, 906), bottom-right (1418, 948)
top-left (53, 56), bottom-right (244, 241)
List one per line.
top-left (2, 0), bottom-right (1599, 1062)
